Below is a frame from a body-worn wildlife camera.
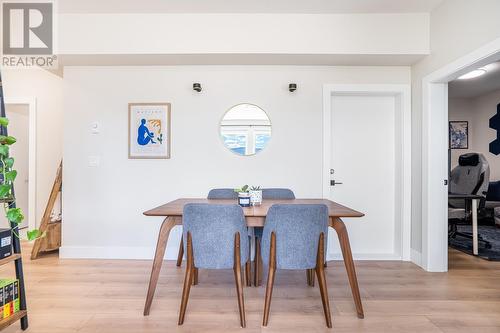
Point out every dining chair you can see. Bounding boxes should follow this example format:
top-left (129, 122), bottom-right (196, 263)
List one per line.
top-left (178, 203), bottom-right (250, 327)
top-left (176, 188), bottom-right (238, 268)
top-left (207, 188), bottom-right (239, 200)
top-left (253, 188), bottom-right (295, 286)
top-left (260, 204), bottom-right (332, 328)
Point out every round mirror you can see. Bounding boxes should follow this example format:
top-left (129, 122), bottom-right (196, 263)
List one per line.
top-left (220, 103), bottom-right (272, 156)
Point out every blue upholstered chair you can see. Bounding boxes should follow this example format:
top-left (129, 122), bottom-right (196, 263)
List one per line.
top-left (262, 188), bottom-right (296, 200)
top-left (178, 204), bottom-right (250, 327)
top-left (253, 188), bottom-right (295, 286)
top-left (260, 204), bottom-right (332, 328)
top-left (207, 188), bottom-right (239, 200)
top-left (176, 188), bottom-right (238, 267)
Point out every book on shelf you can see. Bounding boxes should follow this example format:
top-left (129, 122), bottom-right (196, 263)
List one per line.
top-left (0, 279), bottom-right (20, 319)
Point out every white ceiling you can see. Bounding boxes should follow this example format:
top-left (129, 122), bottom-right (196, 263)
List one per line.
top-left (449, 62), bottom-right (500, 99)
top-left (58, 0), bottom-right (445, 14)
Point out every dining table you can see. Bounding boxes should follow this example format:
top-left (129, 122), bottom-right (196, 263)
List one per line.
top-left (142, 198), bottom-right (365, 319)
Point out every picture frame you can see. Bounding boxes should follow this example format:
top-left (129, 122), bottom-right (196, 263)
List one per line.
top-left (128, 103), bottom-right (171, 159)
top-left (449, 121), bottom-right (468, 149)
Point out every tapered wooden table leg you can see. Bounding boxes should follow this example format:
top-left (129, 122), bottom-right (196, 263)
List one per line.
top-left (331, 217), bottom-right (364, 319)
top-left (176, 234), bottom-right (184, 267)
top-left (144, 217), bottom-right (179, 316)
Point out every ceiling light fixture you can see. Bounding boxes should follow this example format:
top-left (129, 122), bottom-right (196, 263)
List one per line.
top-left (457, 68), bottom-right (487, 80)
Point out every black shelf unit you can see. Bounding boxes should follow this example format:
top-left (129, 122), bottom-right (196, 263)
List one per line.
top-left (0, 72), bottom-right (29, 331)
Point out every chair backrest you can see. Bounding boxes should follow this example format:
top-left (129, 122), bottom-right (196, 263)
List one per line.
top-left (261, 204), bottom-right (328, 270)
top-left (183, 204), bottom-right (249, 269)
top-left (207, 188), bottom-right (238, 200)
top-left (262, 188), bottom-right (296, 200)
top-left (450, 153), bottom-right (490, 207)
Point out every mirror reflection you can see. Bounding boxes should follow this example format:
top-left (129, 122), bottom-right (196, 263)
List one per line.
top-left (220, 104), bottom-right (272, 156)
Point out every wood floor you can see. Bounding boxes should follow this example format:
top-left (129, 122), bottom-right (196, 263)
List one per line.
top-left (2, 244), bottom-right (500, 332)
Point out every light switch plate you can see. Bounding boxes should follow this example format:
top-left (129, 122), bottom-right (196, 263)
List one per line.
top-left (88, 156), bottom-right (100, 167)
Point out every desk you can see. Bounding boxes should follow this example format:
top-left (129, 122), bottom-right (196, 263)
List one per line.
top-left (143, 198), bottom-right (365, 318)
top-left (449, 193), bottom-right (483, 255)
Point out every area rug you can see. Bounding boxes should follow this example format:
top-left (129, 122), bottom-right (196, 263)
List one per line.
top-left (449, 225), bottom-right (500, 260)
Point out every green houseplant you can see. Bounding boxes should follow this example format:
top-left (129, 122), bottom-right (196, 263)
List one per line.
top-left (234, 185), bottom-right (249, 194)
top-left (0, 116), bottom-right (42, 241)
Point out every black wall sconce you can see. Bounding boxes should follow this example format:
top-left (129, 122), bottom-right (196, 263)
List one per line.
top-left (193, 83), bottom-right (202, 92)
top-left (289, 83), bottom-right (297, 92)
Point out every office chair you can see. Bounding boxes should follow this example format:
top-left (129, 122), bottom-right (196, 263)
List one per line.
top-left (448, 153), bottom-right (491, 248)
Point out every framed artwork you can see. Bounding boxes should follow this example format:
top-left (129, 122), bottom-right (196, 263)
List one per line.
top-left (128, 103), bottom-right (171, 159)
top-left (449, 121), bottom-right (468, 149)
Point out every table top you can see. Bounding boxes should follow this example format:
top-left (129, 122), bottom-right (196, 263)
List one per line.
top-left (144, 198), bottom-right (364, 218)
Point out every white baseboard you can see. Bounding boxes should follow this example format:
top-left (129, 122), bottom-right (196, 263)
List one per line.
top-left (326, 252), bottom-right (402, 261)
top-left (60, 246), bottom-right (413, 262)
top-left (410, 249), bottom-right (422, 267)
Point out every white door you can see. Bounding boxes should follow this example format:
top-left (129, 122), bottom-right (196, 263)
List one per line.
top-left (329, 95), bottom-right (399, 259)
top-left (5, 104), bottom-right (29, 229)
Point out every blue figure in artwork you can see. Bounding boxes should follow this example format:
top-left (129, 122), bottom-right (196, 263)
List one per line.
top-left (137, 119), bottom-right (156, 145)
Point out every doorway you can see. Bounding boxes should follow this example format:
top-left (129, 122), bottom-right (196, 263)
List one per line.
top-left (323, 84), bottom-right (411, 261)
top-left (422, 38), bottom-right (500, 272)
top-left (5, 104), bottom-right (29, 229)
top-left (0, 98), bottom-right (36, 232)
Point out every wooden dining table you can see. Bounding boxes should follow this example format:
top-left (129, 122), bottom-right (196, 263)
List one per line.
top-left (143, 198), bottom-right (365, 319)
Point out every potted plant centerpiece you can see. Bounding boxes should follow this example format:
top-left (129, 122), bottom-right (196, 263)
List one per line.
top-left (249, 186), bottom-right (262, 206)
top-left (234, 185), bottom-right (251, 207)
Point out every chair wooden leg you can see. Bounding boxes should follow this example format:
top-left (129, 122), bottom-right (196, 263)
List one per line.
top-left (192, 267), bottom-right (198, 286)
top-left (262, 232), bottom-right (277, 327)
top-left (178, 232), bottom-right (194, 325)
top-left (245, 236), bottom-right (251, 287)
top-left (316, 232), bottom-right (332, 328)
top-left (306, 269), bottom-right (315, 287)
top-left (233, 232), bottom-right (246, 328)
top-left (176, 234), bottom-right (184, 267)
top-left (254, 237), bottom-right (261, 287)
top-left (245, 261), bottom-right (252, 287)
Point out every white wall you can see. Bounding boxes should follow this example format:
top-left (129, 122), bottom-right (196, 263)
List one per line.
top-left (449, 90), bottom-right (500, 179)
top-left (61, 65), bottom-right (410, 259)
top-left (2, 68), bottom-right (63, 227)
top-left (411, 0), bottom-right (500, 254)
top-left (59, 13), bottom-right (429, 56)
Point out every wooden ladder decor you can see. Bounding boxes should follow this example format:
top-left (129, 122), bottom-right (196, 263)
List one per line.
top-left (0, 72), bottom-right (29, 330)
top-left (30, 161), bottom-right (62, 260)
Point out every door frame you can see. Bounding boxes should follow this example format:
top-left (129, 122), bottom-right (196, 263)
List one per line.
top-left (3, 97), bottom-right (37, 231)
top-left (421, 37), bottom-right (500, 272)
top-left (322, 84), bottom-right (412, 261)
